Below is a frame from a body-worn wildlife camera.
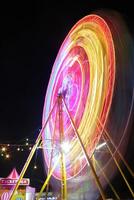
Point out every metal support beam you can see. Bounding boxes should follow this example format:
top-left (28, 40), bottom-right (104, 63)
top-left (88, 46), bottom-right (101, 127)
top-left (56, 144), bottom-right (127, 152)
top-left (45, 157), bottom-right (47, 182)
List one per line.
top-left (10, 100), bottom-right (57, 200)
top-left (62, 96), bottom-right (106, 200)
top-left (58, 95), bottom-right (67, 200)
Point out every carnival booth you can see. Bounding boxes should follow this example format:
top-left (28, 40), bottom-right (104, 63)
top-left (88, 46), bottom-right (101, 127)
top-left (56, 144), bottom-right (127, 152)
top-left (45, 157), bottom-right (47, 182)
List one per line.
top-left (0, 168), bottom-right (35, 200)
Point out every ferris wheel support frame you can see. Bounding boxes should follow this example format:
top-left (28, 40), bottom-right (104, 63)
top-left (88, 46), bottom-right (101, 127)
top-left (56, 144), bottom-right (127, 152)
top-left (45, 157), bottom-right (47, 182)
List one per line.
top-left (58, 95), bottom-right (67, 200)
top-left (10, 94), bottom-right (134, 200)
top-left (37, 95), bottom-right (106, 199)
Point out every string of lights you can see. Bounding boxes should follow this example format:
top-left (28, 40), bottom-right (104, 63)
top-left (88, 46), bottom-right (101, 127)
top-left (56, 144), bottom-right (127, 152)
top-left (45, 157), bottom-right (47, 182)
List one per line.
top-left (0, 138), bottom-right (58, 169)
top-left (0, 138), bottom-right (34, 160)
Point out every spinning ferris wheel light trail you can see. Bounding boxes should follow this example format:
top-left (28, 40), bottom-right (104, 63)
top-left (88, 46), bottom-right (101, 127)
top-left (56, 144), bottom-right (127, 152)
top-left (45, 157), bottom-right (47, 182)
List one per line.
top-left (10, 12), bottom-right (134, 200)
top-left (42, 14), bottom-right (115, 181)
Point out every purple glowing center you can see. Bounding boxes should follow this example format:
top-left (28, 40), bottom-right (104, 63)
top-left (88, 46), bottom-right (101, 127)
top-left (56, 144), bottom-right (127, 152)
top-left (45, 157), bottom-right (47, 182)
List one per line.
top-left (58, 75), bottom-right (78, 111)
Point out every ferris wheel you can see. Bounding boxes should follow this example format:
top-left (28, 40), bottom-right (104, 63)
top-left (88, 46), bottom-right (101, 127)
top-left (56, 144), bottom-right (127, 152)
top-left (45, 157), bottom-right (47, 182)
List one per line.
top-left (10, 12), bottom-right (134, 200)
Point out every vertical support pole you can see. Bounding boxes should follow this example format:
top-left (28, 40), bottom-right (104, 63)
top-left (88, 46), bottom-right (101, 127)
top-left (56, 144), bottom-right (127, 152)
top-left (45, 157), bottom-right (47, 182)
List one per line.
top-left (10, 100), bottom-right (57, 200)
top-left (58, 95), bottom-right (67, 200)
top-left (62, 97), bottom-right (106, 200)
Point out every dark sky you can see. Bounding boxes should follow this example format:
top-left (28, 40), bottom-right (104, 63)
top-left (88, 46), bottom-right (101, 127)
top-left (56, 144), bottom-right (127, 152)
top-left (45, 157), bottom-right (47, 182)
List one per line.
top-left (0, 1), bottom-right (133, 141)
top-left (0, 0), bottom-right (133, 196)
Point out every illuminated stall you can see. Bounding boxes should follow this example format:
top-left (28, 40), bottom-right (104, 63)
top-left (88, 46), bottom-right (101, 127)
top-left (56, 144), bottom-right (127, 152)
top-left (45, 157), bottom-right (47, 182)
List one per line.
top-left (0, 168), bottom-right (35, 200)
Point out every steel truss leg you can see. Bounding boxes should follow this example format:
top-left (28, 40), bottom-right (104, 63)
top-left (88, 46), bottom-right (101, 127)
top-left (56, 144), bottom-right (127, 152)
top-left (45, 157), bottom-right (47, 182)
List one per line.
top-left (62, 96), bottom-right (106, 200)
top-left (58, 95), bottom-right (67, 200)
top-left (10, 100), bottom-right (58, 200)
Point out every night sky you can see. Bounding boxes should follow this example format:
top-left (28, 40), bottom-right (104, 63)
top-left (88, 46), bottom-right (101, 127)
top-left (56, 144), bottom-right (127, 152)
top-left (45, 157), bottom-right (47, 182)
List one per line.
top-left (0, 0), bottom-right (134, 197)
